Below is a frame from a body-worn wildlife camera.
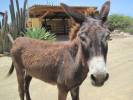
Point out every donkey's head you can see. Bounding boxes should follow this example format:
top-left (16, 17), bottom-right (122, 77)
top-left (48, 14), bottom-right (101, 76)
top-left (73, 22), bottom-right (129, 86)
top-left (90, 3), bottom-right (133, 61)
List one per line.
top-left (61, 1), bottom-right (111, 87)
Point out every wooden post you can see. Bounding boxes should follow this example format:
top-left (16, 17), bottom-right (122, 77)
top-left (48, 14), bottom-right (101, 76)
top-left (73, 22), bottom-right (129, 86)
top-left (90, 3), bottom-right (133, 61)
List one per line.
top-left (63, 18), bottom-right (66, 34)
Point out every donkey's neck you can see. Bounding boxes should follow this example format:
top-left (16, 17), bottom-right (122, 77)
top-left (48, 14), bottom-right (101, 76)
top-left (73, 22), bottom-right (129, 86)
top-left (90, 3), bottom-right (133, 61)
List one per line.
top-left (69, 37), bottom-right (89, 80)
top-left (70, 37), bottom-right (87, 64)
top-left (69, 38), bottom-right (79, 59)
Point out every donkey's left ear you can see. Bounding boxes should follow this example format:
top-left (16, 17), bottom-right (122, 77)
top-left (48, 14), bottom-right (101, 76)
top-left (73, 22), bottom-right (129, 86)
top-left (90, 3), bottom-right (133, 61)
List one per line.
top-left (61, 3), bottom-right (85, 24)
top-left (99, 0), bottom-right (111, 23)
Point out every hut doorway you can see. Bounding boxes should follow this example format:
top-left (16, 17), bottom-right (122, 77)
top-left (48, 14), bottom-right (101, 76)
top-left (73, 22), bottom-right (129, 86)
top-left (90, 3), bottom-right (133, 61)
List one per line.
top-left (42, 12), bottom-right (70, 35)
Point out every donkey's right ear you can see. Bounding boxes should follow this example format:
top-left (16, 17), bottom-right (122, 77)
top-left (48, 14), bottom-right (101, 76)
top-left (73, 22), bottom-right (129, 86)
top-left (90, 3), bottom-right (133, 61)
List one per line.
top-left (99, 0), bottom-right (111, 23)
top-left (61, 3), bottom-right (85, 24)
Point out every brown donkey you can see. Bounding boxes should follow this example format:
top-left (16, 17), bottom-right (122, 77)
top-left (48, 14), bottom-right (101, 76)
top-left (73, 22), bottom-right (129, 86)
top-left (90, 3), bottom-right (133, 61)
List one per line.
top-left (7, 1), bottom-right (111, 100)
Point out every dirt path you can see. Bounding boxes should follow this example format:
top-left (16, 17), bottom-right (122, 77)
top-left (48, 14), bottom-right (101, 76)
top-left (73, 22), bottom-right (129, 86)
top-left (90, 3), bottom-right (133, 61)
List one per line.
top-left (0, 37), bottom-right (133, 100)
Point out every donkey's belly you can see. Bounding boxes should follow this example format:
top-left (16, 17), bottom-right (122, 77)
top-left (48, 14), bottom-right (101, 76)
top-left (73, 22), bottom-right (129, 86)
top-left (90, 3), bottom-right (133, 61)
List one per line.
top-left (25, 66), bottom-right (58, 85)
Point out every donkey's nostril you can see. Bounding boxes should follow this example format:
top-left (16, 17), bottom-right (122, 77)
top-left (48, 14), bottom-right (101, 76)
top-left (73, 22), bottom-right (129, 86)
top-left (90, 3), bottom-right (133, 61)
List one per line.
top-left (105, 73), bottom-right (109, 81)
top-left (91, 74), bottom-right (96, 81)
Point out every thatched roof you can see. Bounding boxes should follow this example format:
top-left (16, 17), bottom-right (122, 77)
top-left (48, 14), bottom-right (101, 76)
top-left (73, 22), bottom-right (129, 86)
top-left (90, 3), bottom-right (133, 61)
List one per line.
top-left (29, 5), bottom-right (97, 18)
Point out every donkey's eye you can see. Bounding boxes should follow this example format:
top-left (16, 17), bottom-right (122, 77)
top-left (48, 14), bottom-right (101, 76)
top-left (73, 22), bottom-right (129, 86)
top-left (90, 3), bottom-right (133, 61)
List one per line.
top-left (106, 34), bottom-right (110, 41)
top-left (103, 34), bottom-right (110, 41)
top-left (79, 33), bottom-right (86, 42)
top-left (105, 31), bottom-right (111, 40)
top-left (80, 36), bottom-right (86, 42)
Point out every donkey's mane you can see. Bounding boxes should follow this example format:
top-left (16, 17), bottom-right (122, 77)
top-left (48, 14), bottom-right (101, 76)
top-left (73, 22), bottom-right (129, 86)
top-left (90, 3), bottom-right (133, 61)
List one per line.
top-left (68, 9), bottom-right (99, 41)
top-left (69, 23), bottom-right (80, 41)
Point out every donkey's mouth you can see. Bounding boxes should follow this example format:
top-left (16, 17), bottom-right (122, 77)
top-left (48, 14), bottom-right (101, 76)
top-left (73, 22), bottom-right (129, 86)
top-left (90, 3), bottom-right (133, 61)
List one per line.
top-left (91, 80), bottom-right (105, 87)
top-left (90, 73), bottom-right (109, 87)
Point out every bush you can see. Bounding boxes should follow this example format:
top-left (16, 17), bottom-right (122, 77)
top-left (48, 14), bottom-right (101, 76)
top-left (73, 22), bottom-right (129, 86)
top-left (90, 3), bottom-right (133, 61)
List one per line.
top-left (107, 14), bottom-right (133, 33)
top-left (25, 27), bottom-right (56, 41)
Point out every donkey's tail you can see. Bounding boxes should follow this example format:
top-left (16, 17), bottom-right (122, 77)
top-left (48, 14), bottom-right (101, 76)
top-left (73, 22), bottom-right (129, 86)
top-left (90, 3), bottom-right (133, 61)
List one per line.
top-left (6, 33), bottom-right (14, 78)
top-left (6, 62), bottom-right (14, 77)
top-left (7, 33), bottom-right (14, 44)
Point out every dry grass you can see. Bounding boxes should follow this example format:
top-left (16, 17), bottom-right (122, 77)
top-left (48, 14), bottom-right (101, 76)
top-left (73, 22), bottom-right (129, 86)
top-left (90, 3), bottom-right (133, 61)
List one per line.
top-left (0, 37), bottom-right (133, 100)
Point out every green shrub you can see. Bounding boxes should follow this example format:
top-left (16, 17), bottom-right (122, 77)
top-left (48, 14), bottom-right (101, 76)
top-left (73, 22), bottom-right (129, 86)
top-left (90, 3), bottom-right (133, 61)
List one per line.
top-left (123, 28), bottom-right (133, 35)
top-left (25, 27), bottom-right (56, 41)
top-left (107, 14), bottom-right (133, 33)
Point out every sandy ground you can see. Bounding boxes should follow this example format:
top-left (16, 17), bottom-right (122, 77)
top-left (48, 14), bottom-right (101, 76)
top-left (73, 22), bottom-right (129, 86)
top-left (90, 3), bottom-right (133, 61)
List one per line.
top-left (0, 37), bottom-right (133, 100)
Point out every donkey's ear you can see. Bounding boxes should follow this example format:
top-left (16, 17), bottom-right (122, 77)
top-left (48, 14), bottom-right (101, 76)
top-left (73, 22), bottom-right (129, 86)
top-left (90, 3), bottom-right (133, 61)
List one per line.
top-left (99, 0), bottom-right (111, 23)
top-left (61, 3), bottom-right (85, 24)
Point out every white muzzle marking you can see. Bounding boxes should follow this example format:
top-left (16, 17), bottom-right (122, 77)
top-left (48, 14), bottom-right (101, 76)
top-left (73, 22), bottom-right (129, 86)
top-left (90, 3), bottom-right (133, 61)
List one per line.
top-left (88, 56), bottom-right (107, 76)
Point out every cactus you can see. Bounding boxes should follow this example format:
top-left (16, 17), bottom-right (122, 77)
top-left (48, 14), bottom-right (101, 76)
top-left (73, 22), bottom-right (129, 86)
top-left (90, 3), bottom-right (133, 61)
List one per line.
top-left (16, 0), bottom-right (20, 17)
top-left (10, 0), bottom-right (16, 22)
top-left (22, 0), bottom-right (28, 31)
top-left (0, 21), bottom-right (1, 29)
top-left (0, 12), bottom-right (9, 53)
top-left (2, 17), bottom-right (4, 26)
top-left (9, 0), bottom-right (27, 38)
top-left (0, 0), bottom-right (28, 54)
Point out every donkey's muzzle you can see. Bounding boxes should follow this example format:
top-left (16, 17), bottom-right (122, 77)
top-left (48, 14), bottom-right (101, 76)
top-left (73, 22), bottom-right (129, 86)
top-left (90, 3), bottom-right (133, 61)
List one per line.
top-left (90, 73), bottom-right (109, 87)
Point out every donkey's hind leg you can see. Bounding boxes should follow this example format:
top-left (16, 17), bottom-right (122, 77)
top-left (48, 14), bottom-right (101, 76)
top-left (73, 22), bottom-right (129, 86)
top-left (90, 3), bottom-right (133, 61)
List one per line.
top-left (70, 86), bottom-right (79, 100)
top-left (12, 57), bottom-right (25, 100)
top-left (24, 74), bottom-right (32, 100)
top-left (15, 66), bottom-right (25, 100)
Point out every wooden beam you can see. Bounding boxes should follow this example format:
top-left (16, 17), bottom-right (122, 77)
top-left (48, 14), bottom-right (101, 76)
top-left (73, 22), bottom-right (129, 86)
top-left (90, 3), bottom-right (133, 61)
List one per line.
top-left (40, 11), bottom-right (50, 19)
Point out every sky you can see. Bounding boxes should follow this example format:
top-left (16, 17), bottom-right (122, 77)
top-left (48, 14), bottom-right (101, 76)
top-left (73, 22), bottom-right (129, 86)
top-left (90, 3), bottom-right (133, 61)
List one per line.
top-left (0, 0), bottom-right (133, 21)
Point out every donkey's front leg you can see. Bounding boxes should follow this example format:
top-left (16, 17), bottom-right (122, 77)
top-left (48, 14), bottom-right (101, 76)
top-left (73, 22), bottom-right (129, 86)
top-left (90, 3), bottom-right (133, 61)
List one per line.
top-left (70, 86), bottom-right (79, 100)
top-left (58, 86), bottom-right (68, 100)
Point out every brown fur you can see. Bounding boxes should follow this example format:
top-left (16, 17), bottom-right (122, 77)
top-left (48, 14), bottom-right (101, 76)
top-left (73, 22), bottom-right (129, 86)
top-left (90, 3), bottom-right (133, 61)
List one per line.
top-left (8, 1), bottom-right (111, 100)
top-left (69, 23), bottom-right (80, 41)
top-left (10, 37), bottom-right (88, 100)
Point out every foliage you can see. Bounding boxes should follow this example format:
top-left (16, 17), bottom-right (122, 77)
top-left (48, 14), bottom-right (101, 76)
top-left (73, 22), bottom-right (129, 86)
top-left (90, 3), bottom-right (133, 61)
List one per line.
top-left (107, 14), bottom-right (133, 33)
top-left (25, 27), bottom-right (56, 41)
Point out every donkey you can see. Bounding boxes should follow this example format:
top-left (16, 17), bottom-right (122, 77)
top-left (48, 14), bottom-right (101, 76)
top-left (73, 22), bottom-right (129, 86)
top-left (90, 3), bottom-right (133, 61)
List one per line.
top-left (7, 1), bottom-right (111, 100)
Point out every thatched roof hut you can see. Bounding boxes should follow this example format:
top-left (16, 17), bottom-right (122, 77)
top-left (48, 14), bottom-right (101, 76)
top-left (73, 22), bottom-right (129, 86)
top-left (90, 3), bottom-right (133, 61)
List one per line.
top-left (27, 5), bottom-right (97, 35)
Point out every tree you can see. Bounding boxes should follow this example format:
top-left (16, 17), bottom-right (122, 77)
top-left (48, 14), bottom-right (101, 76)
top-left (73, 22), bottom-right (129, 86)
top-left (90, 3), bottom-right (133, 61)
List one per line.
top-left (107, 14), bottom-right (133, 33)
